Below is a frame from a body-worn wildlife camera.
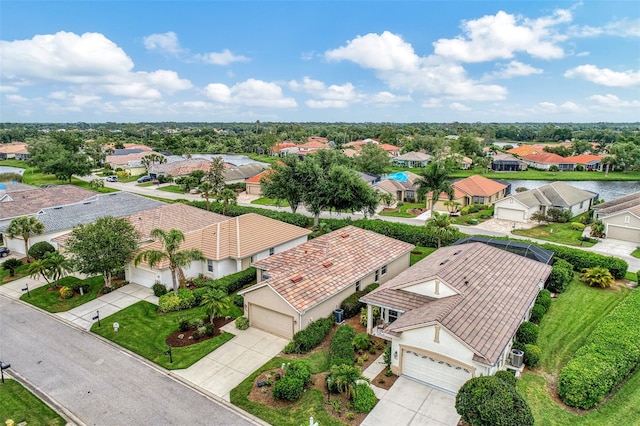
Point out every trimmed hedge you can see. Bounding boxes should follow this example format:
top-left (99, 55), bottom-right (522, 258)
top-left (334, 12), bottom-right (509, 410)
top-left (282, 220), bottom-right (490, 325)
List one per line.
top-left (541, 243), bottom-right (628, 279)
top-left (188, 200), bottom-right (311, 229)
top-left (558, 289), bottom-right (640, 409)
top-left (353, 383), bottom-right (377, 413)
top-left (515, 322), bottom-right (538, 345)
top-left (341, 283), bottom-right (380, 319)
top-left (211, 267), bottom-right (257, 294)
top-left (523, 344), bottom-right (541, 367)
top-left (283, 316), bottom-right (333, 354)
top-left (285, 359), bottom-right (312, 387)
top-left (494, 370), bottom-right (517, 387)
top-left (547, 258), bottom-right (574, 294)
top-left (28, 241), bottom-right (55, 260)
top-left (529, 304), bottom-right (546, 324)
top-left (330, 324), bottom-right (356, 367)
top-left (272, 377), bottom-right (304, 401)
top-left (535, 289), bottom-right (552, 312)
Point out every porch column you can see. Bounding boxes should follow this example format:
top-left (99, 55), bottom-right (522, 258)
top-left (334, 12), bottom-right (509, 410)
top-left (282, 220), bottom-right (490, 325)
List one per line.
top-left (366, 305), bottom-right (373, 334)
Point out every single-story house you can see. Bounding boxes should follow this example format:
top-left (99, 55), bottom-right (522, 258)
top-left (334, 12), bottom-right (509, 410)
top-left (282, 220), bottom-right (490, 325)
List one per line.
top-left (2, 192), bottom-right (164, 255)
top-left (105, 151), bottom-right (164, 175)
top-left (565, 154), bottom-right (603, 171)
top-left (358, 172), bottom-right (380, 186)
top-left (126, 204), bottom-right (311, 288)
top-left (507, 145), bottom-right (543, 157)
top-left (224, 163), bottom-right (267, 184)
top-left (360, 242), bottom-right (552, 393)
top-left (245, 169), bottom-right (272, 195)
top-left (427, 175), bottom-right (508, 212)
top-left (522, 153), bottom-right (576, 171)
top-left (239, 226), bottom-right (414, 339)
top-left (148, 158), bottom-right (211, 179)
top-left (494, 181), bottom-right (598, 222)
top-left (490, 153), bottom-right (527, 172)
top-left (374, 171), bottom-right (422, 202)
top-left (392, 152), bottom-right (432, 168)
top-left (0, 142), bottom-right (29, 160)
top-left (593, 191), bottom-right (640, 243)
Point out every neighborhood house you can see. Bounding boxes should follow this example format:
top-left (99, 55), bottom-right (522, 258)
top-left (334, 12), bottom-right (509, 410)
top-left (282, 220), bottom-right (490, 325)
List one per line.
top-left (593, 191), bottom-right (640, 243)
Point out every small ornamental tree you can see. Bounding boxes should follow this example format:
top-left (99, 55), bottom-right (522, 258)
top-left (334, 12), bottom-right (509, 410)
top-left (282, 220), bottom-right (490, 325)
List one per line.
top-left (27, 241), bottom-right (55, 261)
top-left (581, 266), bottom-right (615, 288)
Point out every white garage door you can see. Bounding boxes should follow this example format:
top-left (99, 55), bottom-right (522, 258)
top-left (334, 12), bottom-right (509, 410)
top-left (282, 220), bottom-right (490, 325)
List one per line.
top-left (606, 225), bottom-right (640, 243)
top-left (129, 267), bottom-right (158, 287)
top-left (401, 350), bottom-right (472, 393)
top-left (496, 207), bottom-right (525, 222)
top-left (6, 238), bottom-right (25, 255)
top-left (250, 304), bottom-right (294, 339)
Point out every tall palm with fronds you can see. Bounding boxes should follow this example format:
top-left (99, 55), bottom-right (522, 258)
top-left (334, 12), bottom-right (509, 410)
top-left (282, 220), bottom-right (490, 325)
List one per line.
top-left (218, 188), bottom-right (237, 215)
top-left (200, 288), bottom-right (234, 324)
top-left (414, 161), bottom-right (454, 212)
top-left (6, 216), bottom-right (45, 262)
top-left (425, 212), bottom-right (458, 248)
top-left (134, 228), bottom-right (205, 295)
top-left (198, 181), bottom-right (214, 211)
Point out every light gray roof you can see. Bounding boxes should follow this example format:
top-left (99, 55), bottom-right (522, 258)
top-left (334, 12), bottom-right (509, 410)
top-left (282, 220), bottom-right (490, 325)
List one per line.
top-left (0, 192), bottom-right (165, 234)
top-left (224, 163), bottom-right (268, 182)
top-left (393, 152), bottom-right (432, 162)
top-left (592, 191), bottom-right (640, 217)
top-left (191, 154), bottom-right (269, 168)
top-left (511, 181), bottom-right (597, 209)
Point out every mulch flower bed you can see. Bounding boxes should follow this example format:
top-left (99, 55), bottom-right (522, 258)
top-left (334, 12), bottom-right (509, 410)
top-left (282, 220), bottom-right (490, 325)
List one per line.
top-left (166, 317), bottom-right (233, 347)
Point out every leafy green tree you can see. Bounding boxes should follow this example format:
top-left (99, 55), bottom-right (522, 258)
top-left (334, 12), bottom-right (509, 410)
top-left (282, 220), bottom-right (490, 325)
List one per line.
top-left (425, 212), bottom-right (458, 248)
top-left (572, 139), bottom-right (592, 155)
top-left (261, 155), bottom-right (305, 214)
top-left (379, 192), bottom-right (395, 209)
top-left (354, 143), bottom-right (390, 175)
top-left (134, 228), bottom-right (204, 295)
top-left (580, 266), bottom-right (615, 288)
top-left (28, 138), bottom-right (92, 182)
top-left (90, 178), bottom-right (105, 189)
top-left (27, 258), bottom-right (54, 286)
top-left (6, 216), bottom-right (45, 262)
top-left (27, 241), bottom-right (55, 261)
top-left (83, 137), bottom-right (107, 168)
top-left (200, 288), bottom-right (234, 324)
top-left (415, 161), bottom-right (454, 212)
top-left (66, 216), bottom-right (140, 288)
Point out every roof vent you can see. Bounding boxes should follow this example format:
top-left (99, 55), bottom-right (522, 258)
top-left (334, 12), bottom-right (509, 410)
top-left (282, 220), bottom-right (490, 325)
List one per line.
top-left (453, 250), bottom-right (462, 255)
top-left (322, 260), bottom-right (333, 268)
top-left (341, 233), bottom-right (350, 238)
top-left (290, 275), bottom-right (304, 283)
top-left (439, 259), bottom-right (450, 266)
top-left (262, 273), bottom-right (271, 280)
top-left (53, 206), bottom-right (63, 210)
top-left (83, 202), bottom-right (92, 205)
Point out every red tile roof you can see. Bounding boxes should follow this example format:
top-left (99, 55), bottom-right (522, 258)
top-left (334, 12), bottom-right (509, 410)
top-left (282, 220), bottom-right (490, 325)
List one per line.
top-left (565, 154), bottom-right (603, 164)
top-left (245, 169), bottom-right (272, 184)
top-left (507, 145), bottom-right (543, 156)
top-left (522, 152), bottom-right (574, 164)
top-left (453, 175), bottom-right (507, 197)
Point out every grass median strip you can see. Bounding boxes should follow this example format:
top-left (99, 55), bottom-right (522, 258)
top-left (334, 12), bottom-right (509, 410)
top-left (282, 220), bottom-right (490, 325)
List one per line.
top-left (0, 379), bottom-right (65, 426)
top-left (20, 276), bottom-right (104, 313)
top-left (91, 301), bottom-right (235, 370)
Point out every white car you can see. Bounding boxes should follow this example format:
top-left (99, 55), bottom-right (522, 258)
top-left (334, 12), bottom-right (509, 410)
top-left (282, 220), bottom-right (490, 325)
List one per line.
top-left (106, 175), bottom-right (118, 182)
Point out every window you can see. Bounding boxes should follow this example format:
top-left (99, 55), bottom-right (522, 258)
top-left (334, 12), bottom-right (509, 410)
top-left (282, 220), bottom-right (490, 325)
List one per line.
top-left (374, 270), bottom-right (379, 282)
top-left (388, 310), bottom-right (398, 323)
top-left (381, 265), bottom-right (387, 276)
top-left (207, 259), bottom-right (214, 272)
top-left (269, 247), bottom-right (275, 256)
top-left (355, 280), bottom-right (361, 291)
top-left (473, 196), bottom-right (485, 204)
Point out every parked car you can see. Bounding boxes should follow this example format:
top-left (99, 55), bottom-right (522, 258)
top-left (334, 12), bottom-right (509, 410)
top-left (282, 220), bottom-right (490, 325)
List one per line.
top-left (106, 175), bottom-right (118, 182)
top-left (137, 175), bottom-right (152, 183)
top-left (0, 247), bottom-right (10, 257)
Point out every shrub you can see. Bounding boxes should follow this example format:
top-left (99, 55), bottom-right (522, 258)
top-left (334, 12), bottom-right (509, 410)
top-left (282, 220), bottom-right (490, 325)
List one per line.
top-left (232, 294), bottom-right (244, 307)
top-left (272, 376), bottom-right (304, 401)
top-left (2, 258), bottom-right (23, 276)
top-left (523, 344), bottom-right (541, 368)
top-left (547, 258), bottom-right (574, 293)
top-left (284, 316), bottom-right (333, 354)
top-left (580, 266), bottom-right (615, 288)
top-left (529, 304), bottom-right (546, 324)
top-left (235, 316), bottom-right (249, 330)
top-left (340, 290), bottom-right (366, 319)
top-left (570, 222), bottom-right (586, 231)
top-left (558, 289), bottom-right (640, 409)
top-left (353, 383), bottom-right (377, 413)
top-left (515, 322), bottom-right (538, 345)
top-left (210, 267), bottom-right (256, 293)
top-left (353, 332), bottom-right (371, 352)
top-left (59, 286), bottom-right (74, 299)
top-left (383, 345), bottom-right (391, 368)
top-left (152, 282), bottom-right (168, 297)
top-left (535, 289), bottom-right (552, 312)
top-left (191, 287), bottom-right (207, 305)
top-left (494, 370), bottom-right (517, 387)
top-left (204, 323), bottom-right (215, 336)
top-left (28, 241), bottom-right (55, 260)
top-left (541, 243), bottom-right (628, 279)
top-left (178, 317), bottom-right (190, 332)
top-left (177, 289), bottom-right (196, 309)
top-left (285, 359), bottom-right (311, 386)
top-left (69, 280), bottom-right (90, 294)
top-left (330, 325), bottom-right (356, 367)
top-left (158, 294), bottom-right (181, 313)
top-left (456, 376), bottom-right (534, 426)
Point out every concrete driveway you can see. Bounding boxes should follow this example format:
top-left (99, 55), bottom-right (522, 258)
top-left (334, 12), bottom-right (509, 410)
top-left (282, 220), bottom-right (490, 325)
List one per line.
top-left (173, 325), bottom-right (288, 401)
top-left (362, 377), bottom-right (461, 426)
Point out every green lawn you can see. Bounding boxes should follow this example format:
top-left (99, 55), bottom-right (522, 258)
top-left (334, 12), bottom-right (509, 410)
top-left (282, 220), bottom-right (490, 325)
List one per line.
top-left (446, 167), bottom-right (640, 181)
top-left (0, 379), bottom-right (65, 426)
top-left (230, 355), bottom-right (347, 426)
top-left (157, 184), bottom-right (186, 193)
top-left (631, 248), bottom-right (640, 259)
top-left (251, 197), bottom-right (291, 207)
top-left (0, 263), bottom-right (30, 284)
top-left (20, 276), bottom-right (105, 312)
top-left (519, 277), bottom-right (635, 425)
top-left (512, 222), bottom-right (595, 247)
top-left (378, 202), bottom-right (424, 218)
top-left (450, 206), bottom-right (494, 225)
top-left (410, 246), bottom-right (436, 265)
top-left (91, 301), bottom-right (238, 369)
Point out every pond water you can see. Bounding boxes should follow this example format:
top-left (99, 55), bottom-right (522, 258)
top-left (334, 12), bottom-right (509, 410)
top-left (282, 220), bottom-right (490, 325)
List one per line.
top-left (0, 166), bottom-right (25, 175)
top-left (503, 179), bottom-right (640, 202)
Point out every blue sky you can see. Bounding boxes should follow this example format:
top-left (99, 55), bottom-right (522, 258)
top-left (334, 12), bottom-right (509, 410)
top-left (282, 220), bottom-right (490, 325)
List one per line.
top-left (1, 1), bottom-right (638, 123)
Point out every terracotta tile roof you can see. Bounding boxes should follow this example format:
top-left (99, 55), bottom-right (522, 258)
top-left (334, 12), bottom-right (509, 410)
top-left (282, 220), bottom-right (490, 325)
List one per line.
top-left (379, 143), bottom-right (400, 152)
top-left (342, 148), bottom-right (359, 158)
top-left (308, 136), bottom-right (329, 144)
top-left (298, 141), bottom-right (329, 150)
top-left (522, 152), bottom-right (574, 164)
top-left (507, 145), bottom-right (544, 156)
top-left (245, 169), bottom-right (272, 184)
top-left (0, 142), bottom-right (28, 154)
top-left (453, 175), bottom-right (507, 197)
top-left (243, 226), bottom-right (414, 313)
top-left (565, 154), bottom-right (603, 164)
top-left (362, 243), bottom-right (552, 365)
top-left (0, 185), bottom-right (95, 220)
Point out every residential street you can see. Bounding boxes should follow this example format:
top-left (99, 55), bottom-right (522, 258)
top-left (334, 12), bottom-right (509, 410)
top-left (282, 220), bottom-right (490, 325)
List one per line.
top-left (0, 295), bottom-right (258, 426)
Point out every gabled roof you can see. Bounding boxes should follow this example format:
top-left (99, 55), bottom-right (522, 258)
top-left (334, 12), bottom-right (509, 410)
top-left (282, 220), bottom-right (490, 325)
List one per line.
top-left (379, 143), bottom-right (400, 152)
top-left (127, 203), bottom-right (227, 240)
top-left (593, 191), bottom-right (640, 217)
top-left (149, 158), bottom-right (211, 176)
top-left (522, 152), bottom-right (575, 164)
top-left (393, 152), bottom-right (431, 162)
top-left (245, 169), bottom-right (272, 184)
top-left (508, 181), bottom-right (597, 209)
top-left (0, 185), bottom-right (96, 220)
top-left (242, 226), bottom-right (414, 313)
top-left (453, 175), bottom-right (507, 197)
top-left (224, 163), bottom-right (267, 181)
top-left (361, 243), bottom-right (551, 365)
top-left (507, 145), bottom-right (544, 156)
top-left (491, 153), bottom-right (521, 162)
top-left (565, 154), bottom-right (603, 164)
top-left (0, 142), bottom-right (29, 154)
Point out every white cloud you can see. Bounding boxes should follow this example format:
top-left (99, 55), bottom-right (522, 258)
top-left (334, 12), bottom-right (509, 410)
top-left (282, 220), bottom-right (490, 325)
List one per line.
top-left (204, 79), bottom-right (296, 108)
top-left (325, 31), bottom-right (420, 72)
top-left (569, 18), bottom-right (640, 38)
top-left (368, 91), bottom-right (412, 104)
top-left (0, 86), bottom-right (19, 93)
top-left (194, 49), bottom-right (249, 65)
top-left (576, 51), bottom-right (590, 57)
top-left (306, 99), bottom-right (349, 109)
top-left (588, 94), bottom-right (640, 108)
top-left (449, 102), bottom-right (470, 112)
top-left (143, 31), bottom-right (182, 55)
top-left (143, 70), bottom-right (193, 93)
top-left (564, 65), bottom-right (640, 87)
top-left (290, 77), bottom-right (357, 108)
top-left (5, 94), bottom-right (28, 103)
top-left (535, 101), bottom-right (582, 113)
top-left (48, 91), bottom-right (101, 105)
top-left (433, 9), bottom-right (570, 62)
top-left (422, 98), bottom-right (443, 108)
top-left (483, 61), bottom-right (543, 80)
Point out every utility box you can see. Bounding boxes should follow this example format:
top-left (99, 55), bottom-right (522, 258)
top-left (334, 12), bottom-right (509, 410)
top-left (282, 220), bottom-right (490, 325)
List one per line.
top-left (333, 309), bottom-right (344, 324)
top-left (511, 349), bottom-right (524, 368)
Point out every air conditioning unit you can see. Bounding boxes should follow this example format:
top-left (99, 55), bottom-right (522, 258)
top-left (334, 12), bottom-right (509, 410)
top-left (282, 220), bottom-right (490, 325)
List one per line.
top-left (511, 349), bottom-right (524, 368)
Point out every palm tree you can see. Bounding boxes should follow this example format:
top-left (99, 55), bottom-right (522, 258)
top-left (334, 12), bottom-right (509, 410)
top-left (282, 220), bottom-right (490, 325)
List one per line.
top-left (6, 216), bottom-right (45, 262)
top-left (425, 212), bottom-right (458, 248)
top-left (198, 181), bottom-right (214, 211)
top-left (44, 252), bottom-right (73, 284)
top-left (329, 364), bottom-right (369, 400)
top-left (414, 161), bottom-right (454, 212)
top-left (200, 288), bottom-right (234, 324)
top-left (444, 200), bottom-right (462, 215)
top-left (28, 258), bottom-right (53, 286)
top-left (379, 192), bottom-right (395, 209)
top-left (581, 266), bottom-right (615, 288)
top-left (218, 188), bottom-right (237, 215)
top-left (134, 228), bottom-right (205, 295)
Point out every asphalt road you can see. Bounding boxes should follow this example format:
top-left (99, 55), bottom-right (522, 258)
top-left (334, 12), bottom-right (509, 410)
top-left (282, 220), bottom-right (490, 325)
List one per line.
top-left (0, 296), bottom-right (257, 426)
